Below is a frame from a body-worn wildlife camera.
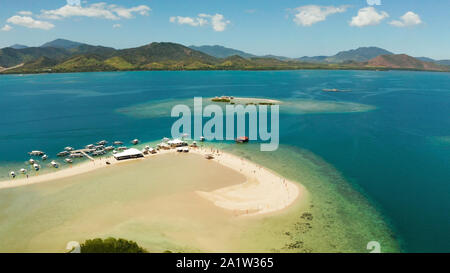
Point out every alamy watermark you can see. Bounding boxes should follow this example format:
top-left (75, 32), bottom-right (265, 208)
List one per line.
top-left (170, 97), bottom-right (279, 151)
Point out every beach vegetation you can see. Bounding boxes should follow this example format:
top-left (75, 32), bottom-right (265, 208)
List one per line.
top-left (80, 237), bottom-right (148, 253)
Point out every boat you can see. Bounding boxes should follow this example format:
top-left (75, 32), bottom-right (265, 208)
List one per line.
top-left (323, 88), bottom-right (338, 92)
top-left (162, 137), bottom-right (170, 142)
top-left (85, 144), bottom-right (95, 149)
top-left (236, 136), bottom-right (249, 143)
top-left (20, 168), bottom-right (27, 174)
top-left (64, 147), bottom-right (74, 151)
top-left (142, 149), bottom-right (149, 155)
top-left (322, 88), bottom-right (350, 92)
top-left (149, 148), bottom-right (157, 154)
top-left (176, 147), bottom-right (183, 152)
top-left (132, 139), bottom-right (140, 145)
top-left (94, 145), bottom-right (105, 151)
top-left (183, 147), bottom-right (189, 153)
top-left (42, 154), bottom-right (48, 161)
top-left (10, 171), bottom-right (16, 178)
top-left (158, 143), bottom-right (170, 150)
top-left (104, 146), bottom-right (114, 151)
top-left (28, 151), bottom-right (45, 156)
top-left (57, 151), bottom-right (70, 157)
top-left (190, 141), bottom-right (198, 147)
top-left (33, 163), bottom-right (40, 171)
top-left (168, 139), bottom-right (188, 147)
top-left (69, 153), bottom-right (83, 158)
top-left (51, 161), bottom-right (59, 168)
top-left (97, 140), bottom-right (108, 145)
top-left (65, 158), bottom-right (73, 164)
top-left (92, 150), bottom-right (106, 156)
top-left (205, 154), bottom-right (214, 160)
top-left (113, 141), bottom-right (123, 146)
top-left (117, 147), bottom-right (128, 151)
top-left (29, 159), bottom-right (35, 165)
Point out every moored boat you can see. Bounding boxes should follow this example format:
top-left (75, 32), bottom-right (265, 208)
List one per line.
top-left (97, 140), bottom-right (108, 145)
top-left (57, 151), bottom-right (70, 157)
top-left (51, 161), bottom-right (59, 168)
top-left (236, 136), bottom-right (249, 143)
top-left (28, 151), bottom-right (45, 156)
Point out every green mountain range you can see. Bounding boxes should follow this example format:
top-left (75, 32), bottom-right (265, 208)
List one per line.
top-left (1, 39), bottom-right (448, 74)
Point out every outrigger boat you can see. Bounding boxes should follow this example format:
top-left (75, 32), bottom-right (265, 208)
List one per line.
top-left (69, 153), bottom-right (83, 158)
top-left (235, 136), bottom-right (249, 143)
top-left (41, 154), bottom-right (48, 161)
top-left (33, 163), bottom-right (40, 171)
top-left (28, 151), bottom-right (45, 156)
top-left (104, 146), bottom-right (114, 151)
top-left (57, 151), bottom-right (70, 157)
top-left (64, 147), bottom-right (74, 151)
top-left (132, 139), bottom-right (140, 145)
top-left (65, 158), bottom-right (73, 164)
top-left (113, 141), bottom-right (123, 146)
top-left (97, 140), bottom-right (108, 145)
top-left (51, 161), bottom-right (59, 168)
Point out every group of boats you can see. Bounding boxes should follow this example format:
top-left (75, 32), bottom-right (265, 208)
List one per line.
top-left (8, 138), bottom-right (141, 179)
top-left (8, 135), bottom-right (249, 179)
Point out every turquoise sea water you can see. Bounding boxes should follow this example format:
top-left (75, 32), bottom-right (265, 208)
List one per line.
top-left (0, 70), bottom-right (449, 252)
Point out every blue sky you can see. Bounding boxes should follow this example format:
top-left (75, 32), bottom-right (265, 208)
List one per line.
top-left (0, 0), bottom-right (449, 59)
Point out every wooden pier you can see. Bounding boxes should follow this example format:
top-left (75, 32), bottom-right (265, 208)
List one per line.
top-left (71, 149), bottom-right (95, 161)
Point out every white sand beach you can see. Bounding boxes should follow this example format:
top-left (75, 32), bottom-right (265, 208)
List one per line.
top-left (0, 146), bottom-right (303, 216)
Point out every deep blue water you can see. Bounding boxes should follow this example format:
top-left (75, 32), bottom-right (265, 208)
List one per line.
top-left (0, 70), bottom-right (449, 252)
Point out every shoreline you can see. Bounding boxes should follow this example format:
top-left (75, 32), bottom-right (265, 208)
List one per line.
top-left (0, 146), bottom-right (303, 216)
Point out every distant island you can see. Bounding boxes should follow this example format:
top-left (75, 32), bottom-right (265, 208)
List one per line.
top-left (0, 39), bottom-right (449, 74)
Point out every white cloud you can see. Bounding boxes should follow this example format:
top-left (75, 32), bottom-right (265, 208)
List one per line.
top-left (112, 23), bottom-right (121, 28)
top-left (293, 5), bottom-right (348, 26)
top-left (40, 3), bottom-right (151, 20)
top-left (169, 16), bottom-right (208, 27)
top-left (18, 11), bottom-right (33, 16)
top-left (200, 14), bottom-right (230, 32)
top-left (389, 11), bottom-right (422, 27)
top-left (170, 13), bottom-right (230, 32)
top-left (67, 0), bottom-right (81, 6)
top-left (1, 24), bottom-right (13, 32)
top-left (112, 5), bottom-right (150, 19)
top-left (7, 16), bottom-right (55, 30)
top-left (367, 0), bottom-right (381, 6)
top-left (350, 7), bottom-right (389, 27)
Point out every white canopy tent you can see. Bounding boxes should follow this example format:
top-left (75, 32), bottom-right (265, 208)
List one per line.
top-left (113, 148), bottom-right (144, 160)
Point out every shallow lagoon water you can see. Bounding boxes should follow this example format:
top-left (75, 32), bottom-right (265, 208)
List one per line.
top-left (0, 70), bottom-right (449, 252)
